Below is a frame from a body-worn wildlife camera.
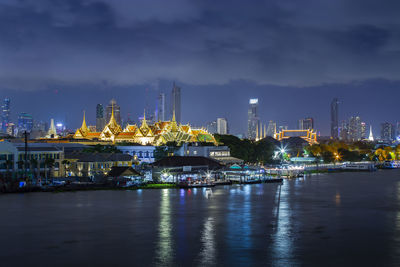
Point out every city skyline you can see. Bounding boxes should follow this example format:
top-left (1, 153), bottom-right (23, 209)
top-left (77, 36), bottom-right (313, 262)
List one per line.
top-left (1, 80), bottom-right (399, 137)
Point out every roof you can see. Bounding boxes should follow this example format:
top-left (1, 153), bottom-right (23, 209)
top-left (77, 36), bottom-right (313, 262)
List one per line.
top-left (152, 156), bottom-right (223, 169)
top-left (16, 147), bottom-right (60, 152)
top-left (107, 166), bottom-right (142, 177)
top-left (65, 152), bottom-right (133, 162)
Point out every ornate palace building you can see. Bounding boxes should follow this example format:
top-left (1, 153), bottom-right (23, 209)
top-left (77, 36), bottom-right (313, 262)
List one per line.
top-left (73, 108), bottom-right (217, 146)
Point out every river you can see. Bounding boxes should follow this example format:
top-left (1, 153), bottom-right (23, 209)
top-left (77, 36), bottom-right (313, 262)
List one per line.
top-left (1, 170), bottom-right (400, 266)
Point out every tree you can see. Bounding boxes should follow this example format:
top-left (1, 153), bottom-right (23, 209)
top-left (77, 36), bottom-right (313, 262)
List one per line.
top-left (44, 158), bottom-right (55, 183)
top-left (5, 159), bottom-right (13, 180)
top-left (321, 151), bottom-right (334, 163)
top-left (29, 159), bottom-right (38, 180)
top-left (61, 159), bottom-right (70, 177)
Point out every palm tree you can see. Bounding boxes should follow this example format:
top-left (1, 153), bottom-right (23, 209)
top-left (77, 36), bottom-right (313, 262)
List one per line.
top-left (44, 158), bottom-right (55, 184)
top-left (5, 159), bottom-right (13, 181)
top-left (29, 159), bottom-right (38, 182)
top-left (61, 159), bottom-right (70, 177)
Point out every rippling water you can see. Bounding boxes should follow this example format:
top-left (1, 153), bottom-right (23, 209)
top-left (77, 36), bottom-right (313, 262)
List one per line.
top-left (1, 170), bottom-right (400, 266)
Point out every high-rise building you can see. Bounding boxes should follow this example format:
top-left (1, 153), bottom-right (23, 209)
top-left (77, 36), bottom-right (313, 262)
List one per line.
top-left (339, 120), bottom-right (349, 141)
top-left (331, 98), bottom-right (339, 139)
top-left (157, 93), bottom-right (166, 121)
top-left (247, 98), bottom-right (259, 140)
top-left (171, 82), bottom-right (181, 123)
top-left (6, 123), bottom-right (15, 136)
top-left (396, 122), bottom-right (400, 139)
top-left (17, 112), bottom-right (33, 133)
top-left (360, 122), bottom-right (367, 140)
top-left (96, 104), bottom-right (106, 131)
top-left (1, 98), bottom-right (10, 133)
top-left (266, 120), bottom-right (276, 137)
top-left (106, 99), bottom-right (121, 125)
top-left (217, 118), bottom-right (228, 135)
top-left (298, 117), bottom-right (314, 130)
top-left (206, 121), bottom-right (217, 134)
top-left (348, 116), bottom-right (362, 141)
top-left (381, 122), bottom-right (395, 142)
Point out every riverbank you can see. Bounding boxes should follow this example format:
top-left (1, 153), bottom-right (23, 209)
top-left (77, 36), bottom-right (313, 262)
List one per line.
top-left (0, 183), bottom-right (179, 194)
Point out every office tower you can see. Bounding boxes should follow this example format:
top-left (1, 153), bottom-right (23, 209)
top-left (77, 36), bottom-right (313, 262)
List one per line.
top-left (397, 122), bottom-right (400, 139)
top-left (6, 123), bottom-right (15, 136)
top-left (298, 117), bottom-right (314, 130)
top-left (360, 122), bottom-right (367, 140)
top-left (331, 98), bottom-right (339, 139)
top-left (157, 93), bottom-right (166, 121)
top-left (348, 116), bottom-right (362, 141)
top-left (171, 82), bottom-right (181, 123)
top-left (1, 98), bottom-right (10, 133)
top-left (106, 99), bottom-right (121, 125)
top-left (217, 118), bottom-right (228, 135)
top-left (206, 121), bottom-right (217, 134)
top-left (247, 98), bottom-right (259, 140)
top-left (266, 120), bottom-right (276, 137)
top-left (381, 122), bottom-right (395, 142)
top-left (17, 112), bottom-right (33, 133)
top-left (96, 104), bottom-right (106, 131)
top-left (339, 120), bottom-right (349, 141)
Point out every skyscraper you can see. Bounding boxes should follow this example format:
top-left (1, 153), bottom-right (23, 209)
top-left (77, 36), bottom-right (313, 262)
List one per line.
top-left (96, 104), bottom-right (106, 131)
top-left (360, 122), bottom-right (367, 140)
top-left (1, 98), bottom-right (10, 133)
top-left (157, 93), bottom-right (166, 121)
top-left (339, 120), bottom-right (349, 141)
top-left (348, 116), bottom-right (362, 141)
top-left (298, 117), bottom-right (314, 130)
top-left (266, 120), bottom-right (276, 137)
top-left (381, 122), bottom-right (395, 142)
top-left (171, 82), bottom-right (181, 123)
top-left (17, 112), bottom-right (33, 133)
top-left (247, 98), bottom-right (259, 140)
top-left (331, 98), bottom-right (339, 139)
top-left (396, 122), bottom-right (400, 139)
top-left (217, 118), bottom-right (228, 135)
top-left (206, 121), bottom-right (217, 134)
top-left (106, 99), bottom-right (121, 125)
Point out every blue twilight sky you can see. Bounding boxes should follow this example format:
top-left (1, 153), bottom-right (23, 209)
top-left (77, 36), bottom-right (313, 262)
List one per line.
top-left (0, 0), bottom-right (399, 135)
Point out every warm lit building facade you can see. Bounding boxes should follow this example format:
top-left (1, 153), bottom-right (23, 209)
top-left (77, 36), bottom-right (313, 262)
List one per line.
top-left (73, 108), bottom-right (217, 146)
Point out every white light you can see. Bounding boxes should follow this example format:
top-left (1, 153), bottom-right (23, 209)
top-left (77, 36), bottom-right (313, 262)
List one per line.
top-left (56, 123), bottom-right (63, 127)
top-left (249, 98), bottom-right (258, 104)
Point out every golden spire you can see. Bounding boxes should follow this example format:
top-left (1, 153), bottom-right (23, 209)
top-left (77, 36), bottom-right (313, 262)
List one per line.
top-left (171, 110), bottom-right (179, 132)
top-left (80, 110), bottom-right (90, 134)
top-left (141, 110), bottom-right (149, 128)
top-left (81, 111), bottom-right (89, 131)
top-left (104, 101), bottom-right (122, 134)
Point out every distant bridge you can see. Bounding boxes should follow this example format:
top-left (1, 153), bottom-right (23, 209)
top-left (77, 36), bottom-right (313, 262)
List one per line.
top-left (274, 129), bottom-right (318, 145)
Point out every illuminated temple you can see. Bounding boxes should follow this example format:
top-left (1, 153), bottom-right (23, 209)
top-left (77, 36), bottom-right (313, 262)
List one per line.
top-left (73, 108), bottom-right (217, 146)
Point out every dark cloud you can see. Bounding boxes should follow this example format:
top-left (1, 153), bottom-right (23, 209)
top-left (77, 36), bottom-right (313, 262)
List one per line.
top-left (0, 0), bottom-right (399, 89)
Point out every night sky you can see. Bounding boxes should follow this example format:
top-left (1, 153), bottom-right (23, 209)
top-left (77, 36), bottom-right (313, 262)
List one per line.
top-left (0, 0), bottom-right (399, 136)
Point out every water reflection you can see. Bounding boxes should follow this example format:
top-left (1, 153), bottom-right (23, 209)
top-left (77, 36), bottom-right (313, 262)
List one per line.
top-left (225, 185), bottom-right (253, 265)
top-left (335, 192), bottom-right (341, 206)
top-left (155, 189), bottom-right (174, 265)
top-left (198, 217), bottom-right (216, 266)
top-left (271, 182), bottom-right (295, 265)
